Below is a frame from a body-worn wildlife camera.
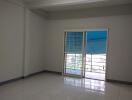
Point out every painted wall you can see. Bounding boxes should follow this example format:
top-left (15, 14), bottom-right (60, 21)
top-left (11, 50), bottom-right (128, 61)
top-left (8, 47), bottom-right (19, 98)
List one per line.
top-left (46, 14), bottom-right (132, 82)
top-left (0, 0), bottom-right (47, 82)
top-left (0, 0), bottom-right (25, 82)
top-left (0, 0), bottom-right (132, 83)
top-left (24, 9), bottom-right (47, 76)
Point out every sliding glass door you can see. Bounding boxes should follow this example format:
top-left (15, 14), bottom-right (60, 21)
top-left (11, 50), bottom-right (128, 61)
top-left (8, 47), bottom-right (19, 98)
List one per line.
top-left (85, 31), bottom-right (107, 80)
top-left (64, 30), bottom-right (107, 80)
top-left (64, 32), bottom-right (84, 77)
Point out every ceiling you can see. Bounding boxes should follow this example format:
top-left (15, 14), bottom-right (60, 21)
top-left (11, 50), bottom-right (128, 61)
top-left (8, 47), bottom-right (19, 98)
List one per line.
top-left (23, 0), bottom-right (132, 12)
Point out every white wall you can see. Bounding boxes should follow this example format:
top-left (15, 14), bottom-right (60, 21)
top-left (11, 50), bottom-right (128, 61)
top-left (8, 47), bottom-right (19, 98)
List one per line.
top-left (0, 0), bottom-right (132, 83)
top-left (24, 9), bottom-right (47, 76)
top-left (0, 0), bottom-right (25, 82)
top-left (46, 15), bottom-right (132, 82)
top-left (0, 0), bottom-right (47, 82)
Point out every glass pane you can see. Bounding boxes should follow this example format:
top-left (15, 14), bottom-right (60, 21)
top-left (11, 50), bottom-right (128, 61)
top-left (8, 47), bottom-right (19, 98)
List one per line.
top-left (64, 32), bottom-right (83, 76)
top-left (85, 31), bottom-right (107, 80)
top-left (65, 54), bottom-right (82, 75)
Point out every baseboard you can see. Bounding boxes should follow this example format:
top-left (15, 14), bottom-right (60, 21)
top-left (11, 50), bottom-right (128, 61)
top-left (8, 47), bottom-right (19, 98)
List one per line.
top-left (23, 70), bottom-right (46, 78)
top-left (24, 70), bottom-right (62, 78)
top-left (44, 70), bottom-right (62, 75)
top-left (0, 77), bottom-right (24, 86)
top-left (0, 70), bottom-right (62, 86)
top-left (106, 79), bottom-right (132, 85)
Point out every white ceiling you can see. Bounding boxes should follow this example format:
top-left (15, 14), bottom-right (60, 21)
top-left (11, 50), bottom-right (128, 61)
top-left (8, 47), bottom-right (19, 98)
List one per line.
top-left (23, 0), bottom-right (132, 12)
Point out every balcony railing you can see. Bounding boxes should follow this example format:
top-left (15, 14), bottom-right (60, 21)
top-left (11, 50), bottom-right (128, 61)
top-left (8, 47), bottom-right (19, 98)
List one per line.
top-left (85, 54), bottom-right (106, 74)
top-left (65, 54), bottom-right (106, 74)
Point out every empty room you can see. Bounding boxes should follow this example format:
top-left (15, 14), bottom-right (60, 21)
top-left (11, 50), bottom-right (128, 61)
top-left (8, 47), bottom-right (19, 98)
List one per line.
top-left (0, 0), bottom-right (132, 100)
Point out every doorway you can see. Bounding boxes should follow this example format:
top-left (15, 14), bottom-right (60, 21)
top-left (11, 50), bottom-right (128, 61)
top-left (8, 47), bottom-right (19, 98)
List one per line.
top-left (64, 29), bottom-right (107, 80)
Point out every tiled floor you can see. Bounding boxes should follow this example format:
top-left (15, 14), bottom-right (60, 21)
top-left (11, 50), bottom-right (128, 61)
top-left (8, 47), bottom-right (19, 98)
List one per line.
top-left (0, 73), bottom-right (132, 100)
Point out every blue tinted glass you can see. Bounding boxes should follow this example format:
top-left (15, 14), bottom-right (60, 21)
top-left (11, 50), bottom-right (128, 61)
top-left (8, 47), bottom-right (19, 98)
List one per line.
top-left (86, 31), bottom-right (107, 54)
top-left (65, 32), bottom-right (83, 53)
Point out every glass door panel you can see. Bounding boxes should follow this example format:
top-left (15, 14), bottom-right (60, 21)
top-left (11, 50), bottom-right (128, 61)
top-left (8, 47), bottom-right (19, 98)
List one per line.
top-left (85, 31), bottom-right (107, 80)
top-left (64, 32), bottom-right (84, 76)
top-left (64, 30), bottom-right (107, 80)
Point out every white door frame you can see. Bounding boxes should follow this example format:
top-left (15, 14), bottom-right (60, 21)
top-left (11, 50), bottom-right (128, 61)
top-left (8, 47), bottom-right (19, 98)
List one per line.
top-left (63, 31), bottom-right (84, 78)
top-left (63, 28), bottom-right (109, 80)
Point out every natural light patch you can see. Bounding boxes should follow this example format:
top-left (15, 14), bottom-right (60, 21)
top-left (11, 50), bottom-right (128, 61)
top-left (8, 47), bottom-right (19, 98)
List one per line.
top-left (65, 54), bottom-right (82, 75)
top-left (64, 76), bottom-right (105, 93)
top-left (65, 53), bottom-right (106, 80)
top-left (86, 54), bottom-right (106, 74)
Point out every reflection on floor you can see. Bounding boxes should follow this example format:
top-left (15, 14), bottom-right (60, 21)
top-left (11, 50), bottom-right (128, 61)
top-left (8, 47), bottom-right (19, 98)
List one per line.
top-left (64, 77), bottom-right (105, 94)
top-left (0, 73), bottom-right (132, 100)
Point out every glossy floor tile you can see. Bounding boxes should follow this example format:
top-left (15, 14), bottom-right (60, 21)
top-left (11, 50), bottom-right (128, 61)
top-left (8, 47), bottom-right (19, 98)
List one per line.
top-left (0, 73), bottom-right (132, 100)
